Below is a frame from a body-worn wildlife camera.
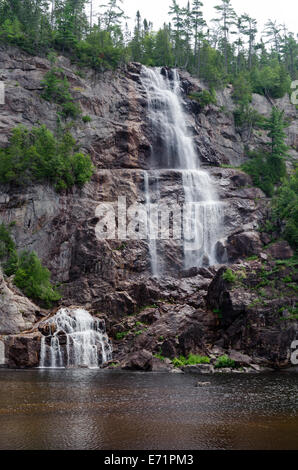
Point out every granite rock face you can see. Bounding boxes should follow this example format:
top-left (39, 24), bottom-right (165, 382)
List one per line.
top-left (0, 46), bottom-right (268, 309)
top-left (0, 269), bottom-right (42, 335)
top-left (0, 46), bottom-right (297, 369)
top-left (207, 261), bottom-right (298, 367)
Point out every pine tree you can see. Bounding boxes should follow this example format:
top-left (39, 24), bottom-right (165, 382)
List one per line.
top-left (181, 1), bottom-right (193, 68)
top-left (154, 24), bottom-right (174, 67)
top-left (213, 0), bottom-right (237, 74)
top-left (168, 0), bottom-right (184, 66)
top-left (263, 20), bottom-right (282, 58)
top-left (99, 0), bottom-right (124, 32)
top-left (265, 107), bottom-right (289, 162)
top-left (281, 32), bottom-right (298, 79)
top-left (191, 0), bottom-right (206, 74)
top-left (240, 14), bottom-right (257, 70)
top-left (130, 10), bottom-right (143, 62)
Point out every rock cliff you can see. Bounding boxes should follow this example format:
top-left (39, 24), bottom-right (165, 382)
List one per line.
top-left (0, 45), bottom-right (297, 369)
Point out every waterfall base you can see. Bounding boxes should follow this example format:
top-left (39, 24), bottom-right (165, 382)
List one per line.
top-left (39, 308), bottom-right (112, 369)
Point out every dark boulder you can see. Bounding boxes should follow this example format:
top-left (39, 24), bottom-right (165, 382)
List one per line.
top-left (4, 332), bottom-right (41, 368)
top-left (226, 231), bottom-right (263, 261)
top-left (121, 349), bottom-right (153, 371)
top-left (266, 241), bottom-right (294, 260)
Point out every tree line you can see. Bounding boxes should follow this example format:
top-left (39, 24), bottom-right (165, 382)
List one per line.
top-left (0, 0), bottom-right (297, 95)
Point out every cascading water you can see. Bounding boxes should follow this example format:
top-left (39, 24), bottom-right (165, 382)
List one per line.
top-left (39, 308), bottom-right (112, 369)
top-left (144, 171), bottom-right (159, 277)
top-left (141, 66), bottom-right (224, 272)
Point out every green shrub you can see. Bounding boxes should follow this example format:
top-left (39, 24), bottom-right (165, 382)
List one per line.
top-left (214, 355), bottom-right (236, 369)
top-left (247, 255), bottom-right (258, 261)
top-left (0, 125), bottom-right (93, 191)
top-left (232, 72), bottom-right (252, 106)
top-left (188, 88), bottom-right (217, 110)
top-left (172, 354), bottom-right (210, 368)
top-left (82, 115), bottom-right (92, 123)
top-left (154, 353), bottom-right (166, 361)
top-left (186, 354), bottom-right (210, 365)
top-left (242, 151), bottom-right (287, 197)
top-left (0, 223), bottom-right (18, 276)
top-left (250, 62), bottom-right (291, 99)
top-left (115, 331), bottom-right (129, 340)
top-left (41, 67), bottom-right (81, 119)
top-left (172, 356), bottom-right (186, 368)
top-left (75, 30), bottom-right (124, 71)
top-left (135, 330), bottom-right (144, 336)
top-left (272, 168), bottom-right (298, 249)
top-left (13, 251), bottom-right (61, 307)
top-left (242, 107), bottom-right (289, 196)
top-left (233, 105), bottom-right (264, 129)
top-left (222, 268), bottom-right (237, 283)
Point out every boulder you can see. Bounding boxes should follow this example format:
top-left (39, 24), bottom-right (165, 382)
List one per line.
top-left (160, 339), bottom-right (177, 359)
top-left (226, 231), bottom-right (263, 261)
top-left (4, 332), bottom-right (41, 368)
top-left (138, 307), bottom-right (160, 325)
top-left (229, 350), bottom-right (253, 366)
top-left (121, 349), bottom-right (153, 371)
top-left (152, 357), bottom-right (172, 372)
top-left (182, 364), bottom-right (214, 374)
top-left (266, 241), bottom-right (294, 260)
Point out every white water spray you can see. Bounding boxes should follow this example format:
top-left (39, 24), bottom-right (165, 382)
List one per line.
top-left (141, 66), bottom-right (224, 271)
top-left (39, 308), bottom-right (112, 369)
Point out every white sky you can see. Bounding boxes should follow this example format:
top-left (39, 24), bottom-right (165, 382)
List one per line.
top-left (92, 0), bottom-right (298, 35)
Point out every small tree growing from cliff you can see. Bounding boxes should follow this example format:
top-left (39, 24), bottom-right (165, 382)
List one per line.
top-left (41, 67), bottom-right (81, 119)
top-left (0, 223), bottom-right (18, 276)
top-left (242, 107), bottom-right (288, 196)
top-left (272, 168), bottom-right (298, 249)
top-left (14, 251), bottom-right (61, 308)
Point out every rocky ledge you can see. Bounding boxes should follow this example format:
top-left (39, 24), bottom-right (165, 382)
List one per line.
top-left (0, 243), bottom-right (297, 369)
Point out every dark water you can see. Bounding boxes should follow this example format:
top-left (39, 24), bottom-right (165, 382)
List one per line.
top-left (0, 369), bottom-right (297, 450)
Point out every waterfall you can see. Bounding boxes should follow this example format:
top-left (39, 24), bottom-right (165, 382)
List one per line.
top-left (39, 308), bottom-right (112, 369)
top-left (144, 171), bottom-right (159, 277)
top-left (141, 66), bottom-right (224, 271)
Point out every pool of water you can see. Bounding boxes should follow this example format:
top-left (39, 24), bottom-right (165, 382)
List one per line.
top-left (0, 369), bottom-right (297, 450)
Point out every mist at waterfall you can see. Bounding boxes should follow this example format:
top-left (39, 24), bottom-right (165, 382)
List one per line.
top-left (141, 66), bottom-right (225, 273)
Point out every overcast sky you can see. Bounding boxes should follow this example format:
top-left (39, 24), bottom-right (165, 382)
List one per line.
top-left (92, 0), bottom-right (297, 35)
